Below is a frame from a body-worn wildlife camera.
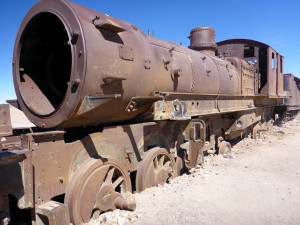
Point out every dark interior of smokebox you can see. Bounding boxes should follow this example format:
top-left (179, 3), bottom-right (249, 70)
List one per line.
top-left (19, 13), bottom-right (71, 115)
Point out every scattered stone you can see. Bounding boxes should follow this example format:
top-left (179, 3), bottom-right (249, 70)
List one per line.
top-left (86, 115), bottom-right (300, 225)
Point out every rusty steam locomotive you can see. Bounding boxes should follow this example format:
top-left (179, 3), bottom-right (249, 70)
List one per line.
top-left (1, 0), bottom-right (300, 224)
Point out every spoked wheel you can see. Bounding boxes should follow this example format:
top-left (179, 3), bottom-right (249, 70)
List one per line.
top-left (218, 141), bottom-right (231, 157)
top-left (136, 147), bottom-right (176, 193)
top-left (65, 158), bottom-right (135, 224)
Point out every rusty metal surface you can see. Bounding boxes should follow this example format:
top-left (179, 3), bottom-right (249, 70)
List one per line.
top-left (283, 74), bottom-right (300, 110)
top-left (188, 27), bottom-right (217, 55)
top-left (224, 107), bottom-right (273, 140)
top-left (0, 134), bottom-right (21, 151)
top-left (180, 119), bottom-right (205, 169)
top-left (13, 0), bottom-right (256, 129)
top-left (0, 119), bottom-right (189, 212)
top-left (65, 158), bottom-right (133, 224)
top-left (4, 0), bottom-right (300, 224)
top-left (0, 100), bottom-right (294, 224)
top-left (218, 141), bottom-right (231, 157)
top-left (25, 132), bottom-right (69, 206)
top-left (0, 150), bottom-right (27, 164)
top-left (252, 120), bottom-right (273, 139)
top-left (136, 147), bottom-right (175, 193)
top-left (225, 109), bottom-right (263, 136)
top-left (217, 39), bottom-right (284, 98)
top-left (0, 149), bottom-right (33, 209)
top-left (153, 92), bottom-right (282, 121)
top-left (35, 201), bottom-right (70, 225)
top-left (226, 57), bottom-right (258, 95)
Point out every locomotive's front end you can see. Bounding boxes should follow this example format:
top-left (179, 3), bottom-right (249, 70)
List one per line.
top-left (13, 0), bottom-right (87, 128)
top-left (13, 0), bottom-right (242, 130)
top-left (13, 0), bottom-right (161, 129)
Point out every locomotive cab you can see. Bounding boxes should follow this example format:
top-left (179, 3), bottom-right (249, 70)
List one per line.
top-left (217, 39), bottom-right (284, 98)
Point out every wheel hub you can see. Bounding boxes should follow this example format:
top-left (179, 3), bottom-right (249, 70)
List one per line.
top-left (96, 185), bottom-right (119, 211)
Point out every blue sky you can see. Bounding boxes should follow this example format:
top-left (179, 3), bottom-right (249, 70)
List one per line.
top-left (0, 0), bottom-right (299, 103)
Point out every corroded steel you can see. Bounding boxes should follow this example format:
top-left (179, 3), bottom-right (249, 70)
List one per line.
top-left (283, 73), bottom-right (300, 111)
top-left (14, 0), bottom-right (242, 129)
top-left (153, 92), bottom-right (282, 121)
top-left (136, 148), bottom-right (176, 192)
top-left (218, 141), bottom-right (231, 157)
top-left (225, 57), bottom-right (259, 95)
top-left (188, 27), bottom-right (217, 55)
top-left (180, 119), bottom-right (205, 169)
top-left (217, 39), bottom-right (284, 97)
top-left (2, 0), bottom-right (300, 224)
top-left (35, 201), bottom-right (70, 225)
top-left (0, 149), bottom-right (33, 209)
top-left (65, 158), bottom-right (133, 224)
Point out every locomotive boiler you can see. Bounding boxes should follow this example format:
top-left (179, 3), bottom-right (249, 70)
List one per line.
top-left (14, 0), bottom-right (243, 129)
top-left (1, 0), bottom-right (299, 224)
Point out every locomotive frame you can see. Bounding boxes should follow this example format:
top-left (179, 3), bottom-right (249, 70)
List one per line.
top-left (0, 0), bottom-right (300, 224)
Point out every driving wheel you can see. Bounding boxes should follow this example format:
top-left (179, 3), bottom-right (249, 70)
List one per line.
top-left (65, 158), bottom-right (134, 224)
top-left (136, 147), bottom-right (176, 193)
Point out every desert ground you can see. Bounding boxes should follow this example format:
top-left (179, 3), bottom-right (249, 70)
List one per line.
top-left (87, 115), bottom-right (300, 225)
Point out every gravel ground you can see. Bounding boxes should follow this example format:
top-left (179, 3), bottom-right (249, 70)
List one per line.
top-left (87, 115), bottom-right (300, 225)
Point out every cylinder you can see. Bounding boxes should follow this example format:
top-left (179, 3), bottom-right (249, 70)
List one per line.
top-left (188, 27), bottom-right (217, 55)
top-left (13, 0), bottom-right (239, 129)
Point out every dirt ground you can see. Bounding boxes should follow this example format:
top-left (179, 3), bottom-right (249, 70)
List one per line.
top-left (88, 115), bottom-right (300, 225)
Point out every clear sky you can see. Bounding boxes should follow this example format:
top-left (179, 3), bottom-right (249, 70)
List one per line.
top-left (0, 0), bottom-right (299, 103)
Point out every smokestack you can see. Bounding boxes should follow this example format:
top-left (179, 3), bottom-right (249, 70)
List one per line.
top-left (188, 27), bottom-right (217, 55)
